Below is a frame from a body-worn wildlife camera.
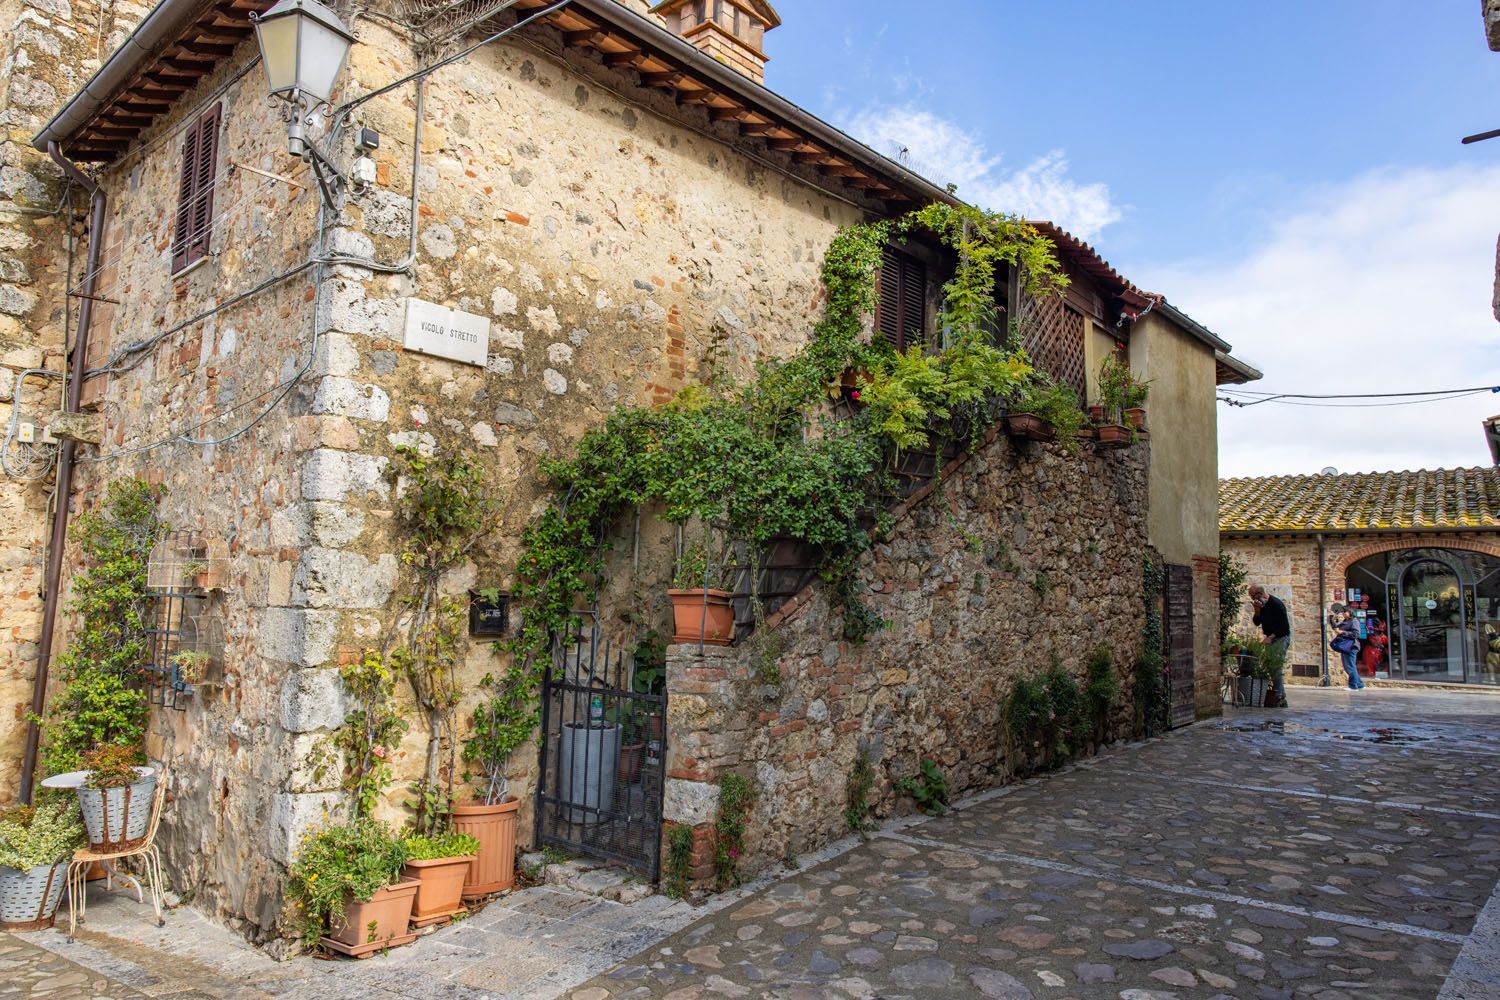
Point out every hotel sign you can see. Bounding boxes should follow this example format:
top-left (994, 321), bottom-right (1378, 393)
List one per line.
top-left (403, 298), bottom-right (490, 367)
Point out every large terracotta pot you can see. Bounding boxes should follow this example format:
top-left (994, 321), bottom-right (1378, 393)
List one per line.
top-left (1124, 407), bottom-right (1146, 432)
top-left (452, 798), bottom-right (519, 898)
top-left (668, 588), bottom-right (735, 645)
top-left (401, 855), bottom-right (475, 922)
top-left (1004, 413), bottom-right (1056, 442)
top-left (1094, 424), bottom-right (1132, 449)
top-left (324, 878), bottom-right (417, 957)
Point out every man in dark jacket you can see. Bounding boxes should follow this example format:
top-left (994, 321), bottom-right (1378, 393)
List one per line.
top-left (1249, 585), bottom-right (1290, 706)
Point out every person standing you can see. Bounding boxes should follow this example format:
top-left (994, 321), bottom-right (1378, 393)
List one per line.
top-left (1249, 585), bottom-right (1290, 706)
top-left (1331, 606), bottom-right (1365, 690)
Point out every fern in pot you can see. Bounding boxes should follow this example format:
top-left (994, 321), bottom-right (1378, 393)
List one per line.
top-left (0, 801), bottom-right (84, 930)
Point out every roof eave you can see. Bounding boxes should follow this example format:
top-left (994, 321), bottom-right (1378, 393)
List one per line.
top-left (1215, 350), bottom-right (1263, 385)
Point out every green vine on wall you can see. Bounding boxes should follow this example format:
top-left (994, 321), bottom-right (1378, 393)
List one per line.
top-left (503, 205), bottom-right (1070, 687)
top-left (1135, 556), bottom-right (1169, 737)
top-left (714, 773), bottom-right (755, 890)
top-left (36, 478), bottom-right (165, 780)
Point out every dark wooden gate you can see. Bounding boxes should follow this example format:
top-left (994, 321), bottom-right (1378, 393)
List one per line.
top-left (1164, 563), bottom-right (1197, 728)
top-left (535, 626), bottom-right (666, 878)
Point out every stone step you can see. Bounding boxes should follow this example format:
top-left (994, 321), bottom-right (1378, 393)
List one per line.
top-left (521, 852), bottom-right (657, 905)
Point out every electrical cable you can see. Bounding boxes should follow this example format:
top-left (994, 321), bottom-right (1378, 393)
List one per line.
top-left (1220, 384), bottom-right (1499, 402)
top-left (1218, 389), bottom-right (1495, 409)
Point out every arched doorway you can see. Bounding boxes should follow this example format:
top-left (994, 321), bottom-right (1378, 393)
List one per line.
top-left (1344, 547), bottom-right (1500, 685)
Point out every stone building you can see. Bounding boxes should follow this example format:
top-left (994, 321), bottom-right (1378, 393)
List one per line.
top-left (1221, 467), bottom-right (1500, 687)
top-left (2, 0), bottom-right (1257, 939)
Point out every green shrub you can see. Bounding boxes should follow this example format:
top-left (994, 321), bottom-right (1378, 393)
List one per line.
top-left (663, 823), bottom-right (693, 900)
top-left (80, 744), bottom-right (145, 789)
top-left (845, 748), bottom-right (875, 833)
top-left (1041, 665), bottom-right (1085, 761)
top-left (715, 774), bottom-right (755, 890)
top-left (286, 820), bottom-right (408, 946)
top-left (897, 759), bottom-right (949, 815)
top-left (1084, 647), bottom-right (1120, 744)
top-left (0, 800), bottom-right (84, 870)
top-left (401, 831), bottom-right (480, 861)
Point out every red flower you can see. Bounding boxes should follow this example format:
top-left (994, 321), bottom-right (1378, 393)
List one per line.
top-left (850, 390), bottom-right (861, 400)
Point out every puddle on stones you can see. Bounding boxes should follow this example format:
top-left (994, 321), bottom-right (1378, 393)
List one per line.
top-left (1218, 719), bottom-right (1426, 745)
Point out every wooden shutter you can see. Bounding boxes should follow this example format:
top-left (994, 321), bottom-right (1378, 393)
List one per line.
top-left (172, 105), bottom-right (220, 273)
top-left (875, 246), bottom-right (928, 351)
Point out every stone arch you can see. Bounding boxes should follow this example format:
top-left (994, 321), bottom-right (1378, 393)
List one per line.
top-left (1334, 537), bottom-right (1500, 580)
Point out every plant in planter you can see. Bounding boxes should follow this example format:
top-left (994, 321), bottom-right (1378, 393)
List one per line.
top-left (0, 801), bottom-right (84, 930)
top-left (400, 830), bottom-right (480, 927)
top-left (180, 560), bottom-right (210, 589)
top-left (287, 819), bottom-right (416, 956)
top-left (1098, 356), bottom-right (1150, 434)
top-left (668, 540), bottom-right (737, 646)
top-left (1006, 377), bottom-right (1085, 453)
top-left (170, 650), bottom-right (213, 687)
top-left (454, 671), bottom-right (531, 897)
top-left (75, 744), bottom-right (155, 853)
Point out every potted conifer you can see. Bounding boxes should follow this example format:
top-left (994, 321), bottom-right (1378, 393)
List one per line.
top-left (455, 673), bottom-right (527, 898)
top-left (0, 801), bottom-right (84, 930)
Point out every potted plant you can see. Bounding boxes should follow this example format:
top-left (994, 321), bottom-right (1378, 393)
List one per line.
top-left (667, 541), bottom-right (736, 645)
top-left (1006, 378), bottom-right (1085, 452)
top-left (1093, 357), bottom-right (1135, 448)
top-left (614, 707), bottom-right (646, 784)
top-left (1099, 356), bottom-right (1150, 433)
top-left (1123, 371), bottom-right (1150, 432)
top-left (455, 672), bottom-right (528, 898)
top-left (0, 801), bottom-right (84, 930)
top-left (1232, 635), bottom-right (1269, 706)
top-left (73, 745), bottom-right (156, 853)
top-left (400, 830), bottom-right (480, 927)
top-left (288, 819), bottom-right (416, 957)
top-left (180, 560), bottom-right (210, 590)
top-left (170, 650), bottom-right (213, 687)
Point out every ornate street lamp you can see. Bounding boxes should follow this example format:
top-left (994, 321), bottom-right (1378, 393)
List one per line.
top-left (251, 0), bottom-right (356, 199)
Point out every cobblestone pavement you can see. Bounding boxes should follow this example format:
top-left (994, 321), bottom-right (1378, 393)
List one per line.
top-left (8, 686), bottom-right (1498, 999)
top-left (562, 686), bottom-right (1500, 1000)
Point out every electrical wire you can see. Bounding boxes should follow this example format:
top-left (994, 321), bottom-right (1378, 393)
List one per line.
top-left (1220, 384), bottom-right (1499, 402)
top-left (1218, 388), bottom-right (1496, 409)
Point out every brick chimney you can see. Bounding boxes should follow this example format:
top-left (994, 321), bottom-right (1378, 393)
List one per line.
top-left (651, 0), bottom-right (781, 84)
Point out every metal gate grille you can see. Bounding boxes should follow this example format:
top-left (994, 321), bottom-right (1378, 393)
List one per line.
top-left (535, 628), bottom-right (666, 878)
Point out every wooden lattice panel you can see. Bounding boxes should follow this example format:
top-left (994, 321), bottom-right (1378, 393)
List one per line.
top-left (1020, 293), bottom-right (1087, 401)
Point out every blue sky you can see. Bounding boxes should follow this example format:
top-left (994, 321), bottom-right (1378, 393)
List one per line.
top-left (758, 1), bottom-right (1500, 477)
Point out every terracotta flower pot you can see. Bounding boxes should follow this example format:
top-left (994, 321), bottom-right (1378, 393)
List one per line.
top-left (324, 879), bottom-right (418, 957)
top-left (1087, 404), bottom-right (1106, 423)
top-left (668, 588), bottom-right (735, 645)
top-left (1005, 413), bottom-right (1056, 442)
top-left (452, 798), bottom-right (520, 898)
top-left (618, 742), bottom-right (645, 784)
top-left (1094, 424), bottom-right (1132, 449)
top-left (1124, 407), bottom-right (1146, 432)
top-left (401, 855), bottom-right (475, 923)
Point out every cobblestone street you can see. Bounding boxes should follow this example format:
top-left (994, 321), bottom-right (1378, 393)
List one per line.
top-left (5, 686), bottom-right (1498, 999)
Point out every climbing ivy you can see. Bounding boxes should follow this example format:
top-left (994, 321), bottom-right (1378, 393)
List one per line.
top-left (37, 478), bottom-right (165, 779)
top-left (1135, 556), bottom-right (1170, 737)
top-left (504, 205), bottom-right (1071, 709)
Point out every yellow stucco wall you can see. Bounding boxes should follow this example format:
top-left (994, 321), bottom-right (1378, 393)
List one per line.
top-left (1128, 312), bottom-right (1220, 565)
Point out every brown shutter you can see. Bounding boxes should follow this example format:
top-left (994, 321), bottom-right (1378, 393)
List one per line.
top-left (875, 246), bottom-right (929, 352)
top-left (172, 105), bottom-right (220, 273)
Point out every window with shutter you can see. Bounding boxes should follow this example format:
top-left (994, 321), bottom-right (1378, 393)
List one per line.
top-left (875, 245), bottom-right (928, 352)
top-left (171, 105), bottom-right (221, 273)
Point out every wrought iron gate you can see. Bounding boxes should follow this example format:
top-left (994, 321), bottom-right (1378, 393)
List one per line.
top-left (535, 626), bottom-right (666, 878)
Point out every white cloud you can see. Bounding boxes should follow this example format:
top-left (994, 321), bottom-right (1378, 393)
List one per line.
top-left (1140, 164), bottom-right (1500, 479)
top-left (840, 105), bottom-right (1121, 241)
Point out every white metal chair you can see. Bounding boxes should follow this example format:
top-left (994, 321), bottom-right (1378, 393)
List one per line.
top-left (65, 765), bottom-right (169, 941)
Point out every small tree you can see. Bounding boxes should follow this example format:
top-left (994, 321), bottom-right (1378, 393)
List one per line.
top-left (1218, 552), bottom-right (1249, 645)
top-left (462, 669), bottom-right (532, 804)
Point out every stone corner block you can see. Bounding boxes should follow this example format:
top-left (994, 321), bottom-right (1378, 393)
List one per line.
top-left (301, 448), bottom-right (390, 502)
top-left (663, 777), bottom-right (720, 826)
top-left (290, 547), bottom-right (397, 609)
top-left (256, 607), bottom-right (341, 668)
top-left (279, 667), bottom-right (348, 732)
top-left (311, 376), bottom-right (391, 422)
top-left (268, 791), bottom-right (347, 864)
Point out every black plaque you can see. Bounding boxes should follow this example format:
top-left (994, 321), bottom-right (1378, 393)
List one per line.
top-left (469, 591), bottom-right (509, 637)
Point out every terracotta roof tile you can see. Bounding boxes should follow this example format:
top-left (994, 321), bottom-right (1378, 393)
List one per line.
top-left (1219, 467), bottom-right (1500, 533)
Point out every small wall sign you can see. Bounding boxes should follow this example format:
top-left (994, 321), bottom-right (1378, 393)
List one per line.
top-left (469, 590), bottom-right (510, 637)
top-left (403, 297), bottom-right (490, 367)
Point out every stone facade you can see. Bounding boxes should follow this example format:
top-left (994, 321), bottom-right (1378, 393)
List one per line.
top-left (1221, 531), bottom-right (1500, 681)
top-left (0, 0), bottom-right (151, 803)
top-left (663, 426), bottom-right (1150, 879)
top-left (4, 9), bottom-right (875, 940)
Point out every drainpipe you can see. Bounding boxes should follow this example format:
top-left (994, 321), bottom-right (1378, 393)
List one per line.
top-left (1316, 533), bottom-right (1331, 688)
top-left (18, 145), bottom-right (108, 804)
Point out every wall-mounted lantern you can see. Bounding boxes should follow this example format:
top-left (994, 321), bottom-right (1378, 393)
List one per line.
top-left (251, 0), bottom-right (356, 201)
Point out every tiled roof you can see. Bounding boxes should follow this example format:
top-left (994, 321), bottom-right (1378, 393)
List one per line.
top-left (1028, 221), bottom-right (1155, 315)
top-left (1219, 467), bottom-right (1500, 533)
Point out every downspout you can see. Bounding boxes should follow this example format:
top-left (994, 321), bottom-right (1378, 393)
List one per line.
top-left (18, 145), bottom-right (108, 803)
top-left (1316, 532), bottom-right (1330, 688)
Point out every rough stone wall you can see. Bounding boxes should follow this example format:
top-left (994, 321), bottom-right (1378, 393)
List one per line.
top-left (663, 428), bottom-right (1150, 878)
top-left (18, 7), bottom-right (875, 940)
top-left (0, 0), bottom-right (150, 803)
top-left (1221, 531), bottom-right (1500, 682)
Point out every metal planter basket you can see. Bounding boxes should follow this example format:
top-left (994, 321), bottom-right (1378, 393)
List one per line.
top-left (0, 861), bottom-right (68, 930)
top-left (74, 768), bottom-right (158, 852)
top-left (1237, 676), bottom-right (1268, 707)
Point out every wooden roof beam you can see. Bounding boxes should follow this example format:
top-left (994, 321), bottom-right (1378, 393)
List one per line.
top-left (603, 48), bottom-right (644, 68)
top-left (641, 71), bottom-right (687, 88)
top-left (564, 28), bottom-right (605, 46)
